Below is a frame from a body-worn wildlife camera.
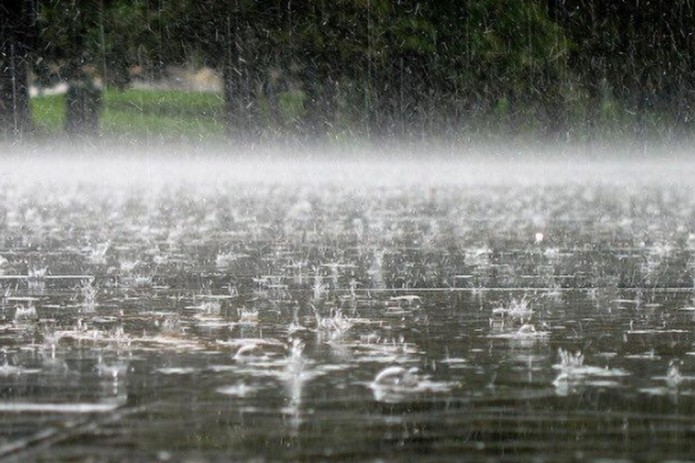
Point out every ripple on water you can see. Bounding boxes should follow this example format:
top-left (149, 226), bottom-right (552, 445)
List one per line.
top-left (216, 383), bottom-right (260, 398)
top-left (368, 365), bottom-right (461, 403)
top-left (2, 159), bottom-right (695, 460)
top-left (156, 367), bottom-right (198, 375)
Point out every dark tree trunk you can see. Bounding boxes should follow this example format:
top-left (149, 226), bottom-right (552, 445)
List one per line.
top-left (222, 56), bottom-right (256, 141)
top-left (0, 1), bottom-right (34, 138)
top-left (222, 63), bottom-right (239, 137)
top-left (221, 12), bottom-right (257, 140)
top-left (48, 1), bottom-right (103, 137)
top-left (65, 78), bottom-right (102, 136)
top-left (300, 62), bottom-right (329, 138)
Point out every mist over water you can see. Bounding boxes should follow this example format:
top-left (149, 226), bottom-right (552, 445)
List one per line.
top-left (1, 141), bottom-right (695, 461)
top-left (4, 140), bottom-right (695, 188)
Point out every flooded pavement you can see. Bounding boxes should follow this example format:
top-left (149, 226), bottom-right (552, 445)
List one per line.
top-left (1, 155), bottom-right (695, 462)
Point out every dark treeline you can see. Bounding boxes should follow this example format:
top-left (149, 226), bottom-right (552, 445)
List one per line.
top-left (0, 1), bottom-right (34, 137)
top-left (1, 0), bottom-right (695, 140)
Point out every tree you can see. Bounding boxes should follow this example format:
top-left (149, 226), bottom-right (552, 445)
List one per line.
top-left (34, 0), bottom-right (166, 136)
top-left (555, 0), bottom-right (695, 137)
top-left (0, 0), bottom-right (35, 138)
top-left (23, 0), bottom-right (695, 141)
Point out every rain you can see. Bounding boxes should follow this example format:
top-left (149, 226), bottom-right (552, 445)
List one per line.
top-left (2, 1), bottom-right (695, 462)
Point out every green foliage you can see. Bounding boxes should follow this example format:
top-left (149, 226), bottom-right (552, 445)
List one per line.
top-left (31, 89), bottom-right (227, 140)
top-left (24, 0), bottom-right (695, 140)
top-left (35, 0), bottom-right (169, 88)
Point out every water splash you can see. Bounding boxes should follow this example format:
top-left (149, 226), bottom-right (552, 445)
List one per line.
top-left (230, 338), bottom-right (287, 364)
top-left (27, 266), bottom-right (47, 281)
top-left (666, 360), bottom-right (683, 388)
top-left (557, 348), bottom-right (584, 370)
top-left (119, 258), bottom-right (139, 273)
top-left (369, 365), bottom-right (459, 403)
top-left (372, 365), bottom-right (421, 388)
top-left (285, 338), bottom-right (306, 378)
top-left (80, 279), bottom-right (98, 313)
top-left (87, 241), bottom-right (110, 265)
top-left (14, 304), bottom-right (37, 321)
top-left (237, 307), bottom-right (259, 325)
top-left (553, 348), bottom-right (629, 396)
top-left (383, 295), bottom-right (422, 316)
top-left (312, 272), bottom-right (327, 301)
top-left (313, 305), bottom-right (353, 343)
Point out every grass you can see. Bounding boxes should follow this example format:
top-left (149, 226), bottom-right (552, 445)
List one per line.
top-left (30, 86), bottom-right (692, 145)
top-left (30, 93), bottom-right (65, 135)
top-left (31, 88), bottom-right (228, 140)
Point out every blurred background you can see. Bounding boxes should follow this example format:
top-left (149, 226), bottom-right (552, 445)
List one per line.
top-left (1, 1), bottom-right (694, 145)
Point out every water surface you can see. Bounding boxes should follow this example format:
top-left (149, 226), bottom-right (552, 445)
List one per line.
top-left (1, 154), bottom-right (695, 462)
